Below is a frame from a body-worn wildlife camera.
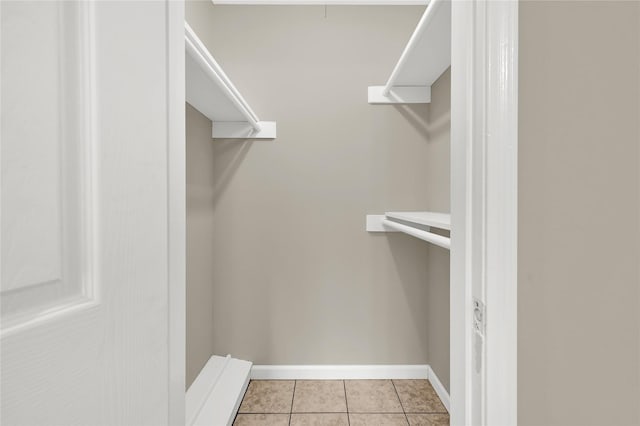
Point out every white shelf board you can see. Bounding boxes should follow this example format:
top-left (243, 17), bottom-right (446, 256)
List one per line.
top-left (368, 0), bottom-right (450, 104)
top-left (185, 23), bottom-right (276, 139)
top-left (385, 211), bottom-right (451, 230)
top-left (185, 44), bottom-right (248, 123)
top-left (381, 218), bottom-right (450, 249)
top-left (366, 211), bottom-right (451, 250)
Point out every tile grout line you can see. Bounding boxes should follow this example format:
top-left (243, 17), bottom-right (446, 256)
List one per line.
top-left (231, 379), bottom-right (249, 425)
top-left (244, 379), bottom-right (448, 425)
top-left (246, 411), bottom-right (434, 414)
top-left (288, 380), bottom-right (297, 426)
top-left (391, 379), bottom-right (410, 426)
top-left (343, 380), bottom-right (350, 426)
top-left (427, 380), bottom-right (450, 415)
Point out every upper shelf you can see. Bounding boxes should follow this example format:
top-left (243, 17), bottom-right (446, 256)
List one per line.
top-left (368, 0), bottom-right (451, 104)
top-left (185, 23), bottom-right (276, 139)
top-left (366, 211), bottom-right (451, 249)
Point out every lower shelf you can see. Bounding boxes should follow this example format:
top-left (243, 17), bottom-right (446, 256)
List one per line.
top-left (366, 212), bottom-right (451, 250)
top-left (186, 355), bottom-right (252, 426)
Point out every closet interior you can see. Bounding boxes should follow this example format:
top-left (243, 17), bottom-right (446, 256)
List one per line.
top-left (184, 1), bottom-right (452, 424)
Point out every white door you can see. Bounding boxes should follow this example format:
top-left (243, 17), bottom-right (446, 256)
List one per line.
top-left (1, 1), bottom-right (185, 425)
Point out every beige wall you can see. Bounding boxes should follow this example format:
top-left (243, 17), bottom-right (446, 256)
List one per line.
top-left (519, 1), bottom-right (640, 425)
top-left (186, 103), bottom-right (218, 388)
top-left (425, 69), bottom-right (451, 391)
top-left (185, 2), bottom-right (452, 374)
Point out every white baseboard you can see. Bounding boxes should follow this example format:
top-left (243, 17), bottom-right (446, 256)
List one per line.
top-left (427, 365), bottom-right (450, 412)
top-left (186, 355), bottom-right (252, 426)
top-left (251, 364), bottom-right (449, 413)
top-left (251, 364), bottom-right (430, 380)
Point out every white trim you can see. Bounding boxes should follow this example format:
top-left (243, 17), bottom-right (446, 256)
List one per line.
top-left (186, 356), bottom-right (232, 426)
top-left (186, 356), bottom-right (252, 426)
top-left (483, 1), bottom-right (518, 425)
top-left (251, 364), bottom-right (430, 380)
top-left (449, 2), bottom-right (475, 423)
top-left (450, 1), bottom-right (518, 425)
top-left (167, 1), bottom-right (186, 425)
top-left (251, 364), bottom-right (450, 412)
top-left (213, 1), bottom-right (428, 5)
top-left (427, 365), bottom-right (450, 413)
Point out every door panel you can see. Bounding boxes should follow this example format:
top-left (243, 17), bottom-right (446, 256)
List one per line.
top-left (1, 1), bottom-right (184, 425)
top-left (1, 1), bottom-right (91, 329)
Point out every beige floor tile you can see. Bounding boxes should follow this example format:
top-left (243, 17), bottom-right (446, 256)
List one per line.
top-left (233, 414), bottom-right (290, 426)
top-left (392, 380), bottom-right (447, 413)
top-left (292, 380), bottom-right (347, 413)
top-left (406, 413), bottom-right (450, 426)
top-left (238, 380), bottom-right (295, 413)
top-left (290, 413), bottom-right (349, 426)
top-left (344, 380), bottom-right (403, 413)
top-left (349, 413), bottom-right (409, 426)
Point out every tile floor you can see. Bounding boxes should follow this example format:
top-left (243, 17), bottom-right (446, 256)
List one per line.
top-left (234, 379), bottom-right (449, 426)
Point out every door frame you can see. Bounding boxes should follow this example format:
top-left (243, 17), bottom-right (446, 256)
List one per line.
top-left (167, 1), bottom-right (186, 425)
top-left (450, 1), bottom-right (518, 425)
top-left (168, 0), bottom-right (518, 424)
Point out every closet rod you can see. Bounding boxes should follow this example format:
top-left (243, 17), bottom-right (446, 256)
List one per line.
top-left (382, 0), bottom-right (446, 96)
top-left (381, 219), bottom-right (451, 250)
top-left (185, 23), bottom-right (262, 132)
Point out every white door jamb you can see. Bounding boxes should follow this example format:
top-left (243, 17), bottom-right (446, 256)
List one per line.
top-left (450, 1), bottom-right (518, 425)
top-left (168, 1), bottom-right (186, 425)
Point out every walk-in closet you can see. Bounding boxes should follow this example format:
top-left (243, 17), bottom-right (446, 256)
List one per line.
top-left (184, 1), bottom-right (452, 424)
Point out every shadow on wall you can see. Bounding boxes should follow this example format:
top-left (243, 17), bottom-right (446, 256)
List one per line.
top-left (207, 135), bottom-right (280, 363)
top-left (394, 104), bottom-right (430, 140)
top-left (425, 108), bottom-right (451, 141)
top-left (393, 104), bottom-right (450, 142)
top-left (386, 233), bottom-right (430, 356)
top-left (211, 138), bottom-right (254, 210)
top-left (394, 67), bottom-right (451, 143)
top-left (212, 274), bottom-right (275, 363)
top-left (386, 232), bottom-right (450, 389)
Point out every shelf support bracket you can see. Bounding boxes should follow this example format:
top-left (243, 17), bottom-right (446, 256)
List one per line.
top-left (366, 215), bottom-right (400, 232)
top-left (212, 121), bottom-right (277, 139)
top-left (367, 86), bottom-right (431, 104)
